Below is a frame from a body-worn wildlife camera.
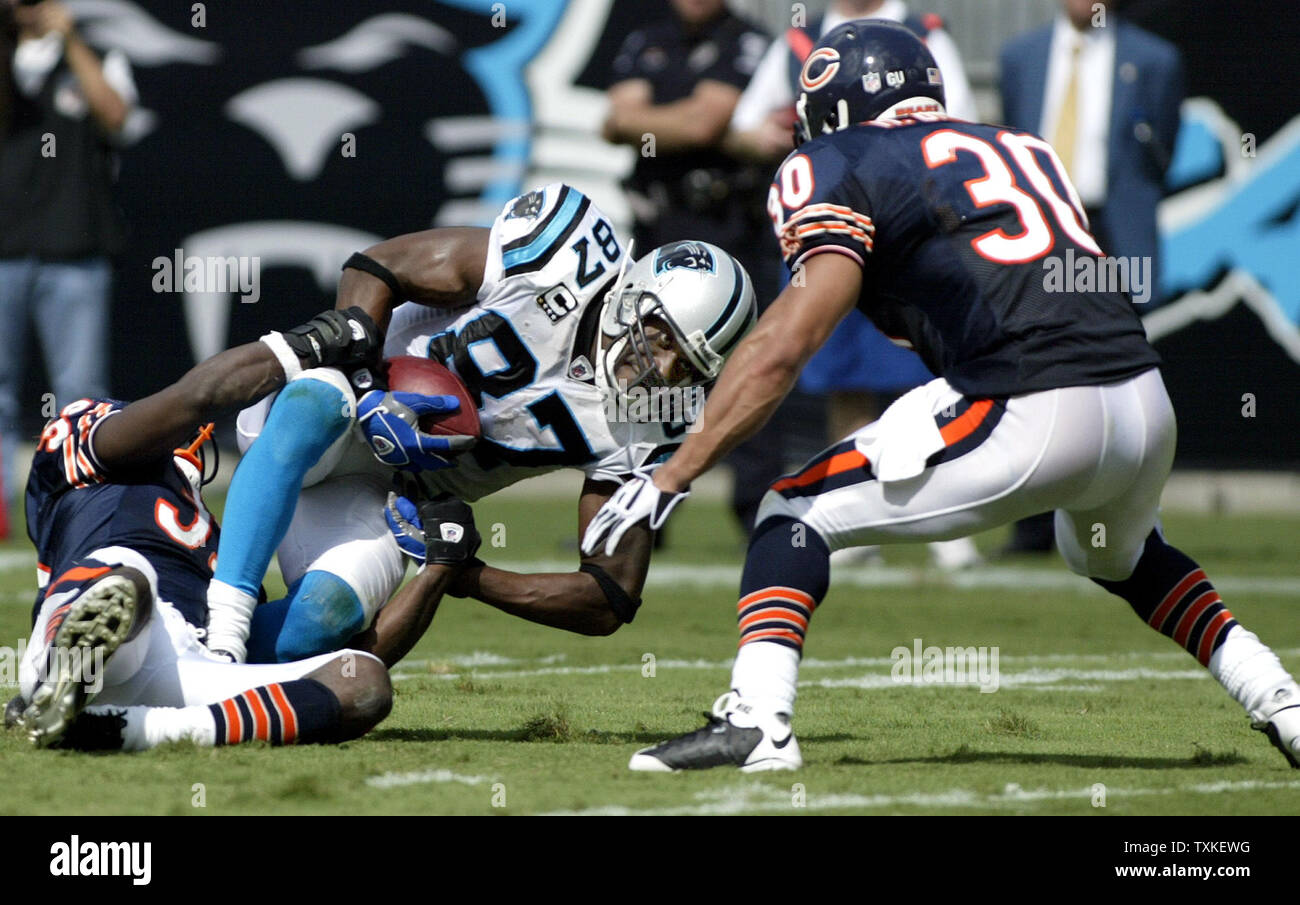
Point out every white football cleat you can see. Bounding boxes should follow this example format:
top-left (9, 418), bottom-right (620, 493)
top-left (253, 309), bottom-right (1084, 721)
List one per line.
top-left (22, 570), bottom-right (143, 749)
top-left (629, 691), bottom-right (802, 772)
top-left (1252, 684), bottom-right (1300, 768)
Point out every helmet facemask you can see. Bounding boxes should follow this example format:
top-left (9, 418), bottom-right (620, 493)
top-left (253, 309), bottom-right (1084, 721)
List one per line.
top-left (600, 283), bottom-right (710, 400)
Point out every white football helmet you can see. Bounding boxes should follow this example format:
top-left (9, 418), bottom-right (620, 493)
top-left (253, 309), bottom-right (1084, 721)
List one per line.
top-left (596, 240), bottom-right (757, 400)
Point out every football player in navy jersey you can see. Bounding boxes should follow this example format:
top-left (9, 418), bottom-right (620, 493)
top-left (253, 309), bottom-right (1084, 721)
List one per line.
top-left (8, 309), bottom-right (481, 751)
top-left (584, 20), bottom-right (1300, 771)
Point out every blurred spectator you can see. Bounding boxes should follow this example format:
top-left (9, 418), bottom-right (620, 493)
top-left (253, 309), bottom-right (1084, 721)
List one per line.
top-left (604, 0), bottom-right (801, 538)
top-left (725, 0), bottom-right (982, 570)
top-left (999, 0), bottom-right (1184, 553)
top-left (602, 0), bottom-right (770, 281)
top-left (0, 0), bottom-right (134, 501)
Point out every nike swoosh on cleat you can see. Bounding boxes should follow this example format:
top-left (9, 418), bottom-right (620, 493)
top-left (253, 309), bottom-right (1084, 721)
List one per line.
top-left (772, 733), bottom-right (793, 749)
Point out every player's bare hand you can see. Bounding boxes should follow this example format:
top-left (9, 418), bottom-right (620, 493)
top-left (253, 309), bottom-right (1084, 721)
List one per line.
top-left (580, 468), bottom-right (688, 557)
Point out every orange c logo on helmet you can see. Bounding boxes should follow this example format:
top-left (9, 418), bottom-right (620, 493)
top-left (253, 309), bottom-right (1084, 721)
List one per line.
top-left (800, 47), bottom-right (841, 92)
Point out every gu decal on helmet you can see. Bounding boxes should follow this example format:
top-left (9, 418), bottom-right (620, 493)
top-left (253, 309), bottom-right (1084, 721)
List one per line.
top-left (800, 47), bottom-right (841, 92)
top-left (653, 241), bottom-right (717, 275)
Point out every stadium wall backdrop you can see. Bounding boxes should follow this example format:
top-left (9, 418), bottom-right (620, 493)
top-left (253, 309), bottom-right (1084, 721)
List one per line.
top-left (20, 0), bottom-right (1292, 467)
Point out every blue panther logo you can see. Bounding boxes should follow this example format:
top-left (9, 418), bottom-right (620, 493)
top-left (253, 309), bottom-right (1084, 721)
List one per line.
top-left (653, 241), bottom-right (717, 275)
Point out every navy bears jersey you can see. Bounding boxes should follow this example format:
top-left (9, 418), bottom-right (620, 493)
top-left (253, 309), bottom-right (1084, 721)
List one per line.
top-left (25, 399), bottom-right (220, 630)
top-left (767, 114), bottom-right (1161, 396)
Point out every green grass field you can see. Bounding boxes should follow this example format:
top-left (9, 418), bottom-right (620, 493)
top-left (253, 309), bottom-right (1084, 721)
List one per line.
top-left (2, 491), bottom-right (1298, 816)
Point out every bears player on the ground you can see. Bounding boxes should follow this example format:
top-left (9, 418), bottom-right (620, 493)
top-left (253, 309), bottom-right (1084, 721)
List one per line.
top-left (7, 310), bottom-right (479, 751)
top-left (583, 20), bottom-right (1300, 772)
top-left (204, 185), bottom-right (757, 664)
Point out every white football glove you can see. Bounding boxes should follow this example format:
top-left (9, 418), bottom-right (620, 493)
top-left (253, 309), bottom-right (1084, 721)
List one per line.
top-left (580, 468), bottom-right (688, 557)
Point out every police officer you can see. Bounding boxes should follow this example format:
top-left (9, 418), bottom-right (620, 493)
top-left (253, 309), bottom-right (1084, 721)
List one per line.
top-left (602, 0), bottom-right (770, 287)
top-left (603, 0), bottom-right (791, 538)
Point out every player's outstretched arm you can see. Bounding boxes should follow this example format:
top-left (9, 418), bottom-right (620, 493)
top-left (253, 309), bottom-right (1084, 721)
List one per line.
top-left (450, 479), bottom-right (653, 636)
top-left (337, 228), bottom-right (490, 332)
top-left (92, 309), bottom-right (381, 472)
top-left (653, 253), bottom-right (863, 493)
top-left (91, 342), bottom-right (284, 471)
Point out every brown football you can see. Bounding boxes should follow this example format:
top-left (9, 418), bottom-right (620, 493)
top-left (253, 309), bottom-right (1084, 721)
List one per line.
top-left (384, 356), bottom-right (481, 443)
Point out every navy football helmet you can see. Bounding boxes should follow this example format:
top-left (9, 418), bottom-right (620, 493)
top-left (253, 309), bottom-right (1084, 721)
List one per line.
top-left (794, 19), bottom-right (946, 146)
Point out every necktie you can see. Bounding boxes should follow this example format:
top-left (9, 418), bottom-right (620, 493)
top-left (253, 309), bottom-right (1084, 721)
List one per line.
top-left (1053, 38), bottom-right (1082, 178)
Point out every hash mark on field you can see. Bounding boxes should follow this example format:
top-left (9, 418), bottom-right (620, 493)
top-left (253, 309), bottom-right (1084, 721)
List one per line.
top-left (365, 769), bottom-right (494, 789)
top-left (540, 779), bottom-right (1300, 816)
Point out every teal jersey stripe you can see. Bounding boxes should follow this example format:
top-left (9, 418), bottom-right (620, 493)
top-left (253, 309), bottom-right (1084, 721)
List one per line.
top-left (502, 189), bottom-right (585, 272)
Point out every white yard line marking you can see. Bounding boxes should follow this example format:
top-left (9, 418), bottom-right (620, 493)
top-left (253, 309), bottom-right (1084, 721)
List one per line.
top-left (539, 779), bottom-right (1300, 816)
top-left (2, 555), bottom-right (1296, 597)
top-left (364, 769), bottom-right (494, 789)
top-left (391, 649), bottom-right (1300, 685)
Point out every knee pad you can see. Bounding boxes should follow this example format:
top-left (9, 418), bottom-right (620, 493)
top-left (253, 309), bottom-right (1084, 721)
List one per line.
top-left (272, 571), bottom-right (366, 663)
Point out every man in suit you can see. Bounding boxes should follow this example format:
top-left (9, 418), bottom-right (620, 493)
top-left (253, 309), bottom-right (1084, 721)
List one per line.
top-left (999, 0), bottom-right (1184, 553)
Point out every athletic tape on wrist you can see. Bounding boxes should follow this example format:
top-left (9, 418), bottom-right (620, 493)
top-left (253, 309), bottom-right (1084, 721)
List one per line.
top-left (579, 562), bottom-right (641, 624)
top-left (343, 252), bottom-right (404, 301)
top-left (259, 331), bottom-right (302, 380)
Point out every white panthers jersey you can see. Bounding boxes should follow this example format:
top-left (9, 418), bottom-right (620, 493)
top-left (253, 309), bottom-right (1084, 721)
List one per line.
top-left (384, 184), bottom-right (690, 501)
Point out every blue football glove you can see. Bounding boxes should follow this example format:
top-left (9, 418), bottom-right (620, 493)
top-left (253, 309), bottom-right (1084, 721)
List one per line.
top-left (385, 492), bottom-right (481, 567)
top-left (357, 390), bottom-right (475, 472)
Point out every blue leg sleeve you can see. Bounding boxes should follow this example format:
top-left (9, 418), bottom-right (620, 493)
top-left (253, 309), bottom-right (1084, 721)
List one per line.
top-left (251, 571), bottom-right (365, 663)
top-left (213, 377), bottom-right (351, 597)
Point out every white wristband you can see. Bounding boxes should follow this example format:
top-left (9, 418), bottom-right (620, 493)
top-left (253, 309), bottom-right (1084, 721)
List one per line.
top-left (260, 331), bottom-right (303, 381)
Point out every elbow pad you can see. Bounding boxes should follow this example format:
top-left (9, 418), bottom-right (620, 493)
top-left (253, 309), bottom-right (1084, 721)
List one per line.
top-left (579, 562), bottom-right (641, 624)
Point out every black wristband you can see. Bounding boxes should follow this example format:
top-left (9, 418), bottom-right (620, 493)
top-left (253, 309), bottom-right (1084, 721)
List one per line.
top-left (343, 252), bottom-right (404, 301)
top-left (579, 562), bottom-right (641, 624)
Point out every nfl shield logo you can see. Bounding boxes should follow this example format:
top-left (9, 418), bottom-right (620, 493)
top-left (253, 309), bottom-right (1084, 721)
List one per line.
top-left (863, 71), bottom-right (881, 93)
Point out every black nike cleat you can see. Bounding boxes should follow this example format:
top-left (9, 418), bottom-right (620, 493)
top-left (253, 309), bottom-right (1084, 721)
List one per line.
top-left (55, 708), bottom-right (129, 752)
top-left (630, 692), bottom-right (802, 772)
top-left (4, 694), bottom-right (26, 729)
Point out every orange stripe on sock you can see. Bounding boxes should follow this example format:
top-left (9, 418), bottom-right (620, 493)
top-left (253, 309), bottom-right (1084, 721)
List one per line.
top-left (220, 698), bottom-right (242, 745)
top-left (1197, 609), bottom-right (1235, 667)
top-left (738, 608), bottom-right (809, 633)
top-left (267, 684), bottom-right (298, 744)
top-left (1172, 591), bottom-right (1221, 648)
top-left (737, 586), bottom-right (815, 614)
top-left (243, 690), bottom-right (271, 742)
top-left (1148, 569), bottom-right (1206, 631)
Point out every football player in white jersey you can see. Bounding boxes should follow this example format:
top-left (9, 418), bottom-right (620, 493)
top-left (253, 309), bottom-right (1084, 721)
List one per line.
top-left (204, 184), bottom-right (757, 664)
